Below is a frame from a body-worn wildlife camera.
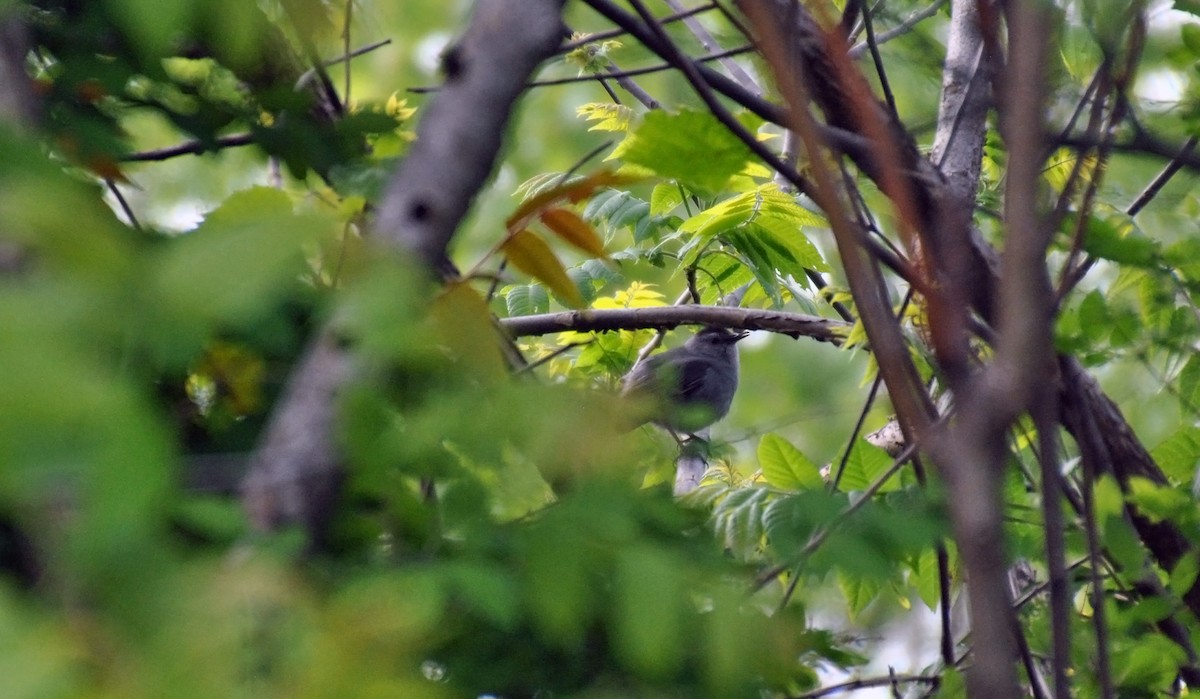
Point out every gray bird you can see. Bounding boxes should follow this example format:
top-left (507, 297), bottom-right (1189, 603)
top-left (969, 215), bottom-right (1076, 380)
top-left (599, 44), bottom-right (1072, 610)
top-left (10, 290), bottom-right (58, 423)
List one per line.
top-left (621, 326), bottom-right (749, 434)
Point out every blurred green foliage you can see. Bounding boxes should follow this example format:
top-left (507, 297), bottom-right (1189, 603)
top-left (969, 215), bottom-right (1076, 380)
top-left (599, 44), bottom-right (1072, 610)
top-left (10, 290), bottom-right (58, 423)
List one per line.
top-left (5, 0), bottom-right (1200, 697)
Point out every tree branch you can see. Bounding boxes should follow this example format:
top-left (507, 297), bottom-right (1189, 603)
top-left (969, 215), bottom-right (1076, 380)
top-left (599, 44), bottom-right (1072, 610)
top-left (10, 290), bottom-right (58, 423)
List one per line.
top-left (0, 12), bottom-right (37, 129)
top-left (241, 0), bottom-right (567, 537)
top-left (499, 305), bottom-right (847, 343)
top-left (372, 3), bottom-right (566, 268)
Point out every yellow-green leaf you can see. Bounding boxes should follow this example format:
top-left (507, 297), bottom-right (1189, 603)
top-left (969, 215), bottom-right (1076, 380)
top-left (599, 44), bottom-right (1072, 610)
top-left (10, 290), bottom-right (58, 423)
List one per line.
top-left (758, 434), bottom-right (823, 490)
top-left (502, 230), bottom-right (584, 308)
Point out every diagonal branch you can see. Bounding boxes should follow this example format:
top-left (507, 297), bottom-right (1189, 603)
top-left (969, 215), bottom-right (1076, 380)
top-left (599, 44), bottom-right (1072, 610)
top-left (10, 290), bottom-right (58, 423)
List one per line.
top-left (240, 0), bottom-right (567, 537)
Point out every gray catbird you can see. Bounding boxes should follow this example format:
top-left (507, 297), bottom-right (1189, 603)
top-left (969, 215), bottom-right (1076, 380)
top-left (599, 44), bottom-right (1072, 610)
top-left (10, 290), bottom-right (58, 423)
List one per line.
top-left (621, 326), bottom-right (749, 433)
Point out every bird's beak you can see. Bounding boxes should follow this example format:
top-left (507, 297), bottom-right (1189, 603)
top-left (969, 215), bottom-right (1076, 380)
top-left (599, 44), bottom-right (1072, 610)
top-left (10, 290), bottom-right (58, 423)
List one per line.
top-left (732, 330), bottom-right (751, 342)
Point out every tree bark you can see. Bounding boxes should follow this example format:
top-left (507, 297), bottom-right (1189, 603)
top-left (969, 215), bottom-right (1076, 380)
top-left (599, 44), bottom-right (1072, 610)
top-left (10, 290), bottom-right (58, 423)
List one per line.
top-left (241, 0), bottom-right (567, 537)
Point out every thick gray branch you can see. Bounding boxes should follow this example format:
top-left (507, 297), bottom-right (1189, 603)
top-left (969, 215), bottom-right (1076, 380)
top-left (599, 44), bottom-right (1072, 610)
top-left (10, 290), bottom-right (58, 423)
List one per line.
top-left (373, 2), bottom-right (566, 268)
top-left (501, 305), bottom-right (847, 343)
top-left (241, 0), bottom-right (566, 536)
top-left (0, 13), bottom-right (36, 129)
top-left (241, 329), bottom-right (352, 534)
top-left (930, 0), bottom-right (992, 209)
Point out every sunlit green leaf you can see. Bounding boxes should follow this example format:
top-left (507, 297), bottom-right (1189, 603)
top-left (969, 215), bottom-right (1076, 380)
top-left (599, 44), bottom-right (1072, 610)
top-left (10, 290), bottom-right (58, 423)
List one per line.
top-left (834, 441), bottom-right (897, 493)
top-left (611, 109), bottom-right (753, 192)
top-left (758, 434), bottom-right (824, 490)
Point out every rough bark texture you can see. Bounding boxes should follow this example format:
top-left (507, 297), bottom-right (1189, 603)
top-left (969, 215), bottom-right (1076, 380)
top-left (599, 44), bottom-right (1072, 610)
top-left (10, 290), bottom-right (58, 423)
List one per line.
top-left (500, 305), bottom-right (847, 343)
top-left (241, 0), bottom-right (567, 536)
top-left (240, 329), bottom-right (353, 535)
top-left (0, 13), bottom-right (37, 129)
top-left (372, 3), bottom-right (566, 269)
top-left (735, 0), bottom-right (1190, 695)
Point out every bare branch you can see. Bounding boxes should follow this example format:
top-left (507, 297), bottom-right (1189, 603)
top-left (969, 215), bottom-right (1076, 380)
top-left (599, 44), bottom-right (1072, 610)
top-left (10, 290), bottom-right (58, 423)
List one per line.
top-left (241, 0), bottom-right (567, 537)
top-left (241, 329), bottom-right (353, 534)
top-left (661, 0), bottom-right (762, 95)
top-left (499, 305), bottom-right (847, 343)
top-left (848, 0), bottom-right (948, 59)
top-left (122, 133), bottom-right (255, 163)
top-left (373, 4), bottom-right (565, 268)
top-left (0, 12), bottom-right (37, 129)
top-left (789, 673), bottom-right (938, 698)
top-left (559, 2), bottom-right (716, 53)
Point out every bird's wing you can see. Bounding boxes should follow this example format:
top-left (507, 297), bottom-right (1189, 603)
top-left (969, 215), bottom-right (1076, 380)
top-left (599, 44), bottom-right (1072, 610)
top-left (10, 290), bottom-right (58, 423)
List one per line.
top-left (672, 356), bottom-right (718, 403)
top-left (620, 354), bottom-right (665, 397)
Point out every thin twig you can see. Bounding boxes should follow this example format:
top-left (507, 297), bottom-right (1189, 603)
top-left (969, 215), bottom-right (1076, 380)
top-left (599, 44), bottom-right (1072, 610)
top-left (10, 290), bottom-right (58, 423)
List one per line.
top-left (559, 3), bottom-right (716, 52)
top-left (1034, 392), bottom-right (1070, 699)
top-left (603, 59), bottom-right (661, 109)
top-left (1050, 66), bottom-right (1116, 298)
top-left (788, 673), bottom-right (939, 699)
top-left (296, 39), bottom-right (394, 89)
top-left (662, 0), bottom-right (762, 95)
top-left (829, 372), bottom-right (884, 490)
top-left (341, 2), bottom-right (353, 106)
top-left (848, 0), bottom-right (948, 58)
top-left (1076, 407), bottom-right (1117, 699)
top-left (122, 133), bottom-right (255, 162)
top-left (859, 0), bottom-right (898, 117)
top-left (105, 179), bottom-right (140, 230)
top-left (516, 340), bottom-right (595, 374)
top-left (830, 287), bottom-right (913, 489)
top-left (409, 46), bottom-right (755, 93)
top-left (1127, 135), bottom-right (1198, 216)
top-left (617, 0), bottom-right (817, 202)
top-left (279, 1), bottom-right (344, 117)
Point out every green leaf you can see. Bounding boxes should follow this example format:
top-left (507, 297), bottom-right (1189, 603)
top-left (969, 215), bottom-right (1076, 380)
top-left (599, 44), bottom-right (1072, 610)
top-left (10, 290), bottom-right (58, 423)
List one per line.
top-left (504, 284), bottom-right (549, 317)
top-left (912, 548), bottom-right (943, 611)
top-left (1183, 23), bottom-right (1200, 53)
top-left (1102, 513), bottom-right (1147, 574)
top-left (838, 570), bottom-right (884, 620)
top-left (1126, 477), bottom-right (1194, 522)
top-left (153, 187), bottom-right (326, 341)
top-left (680, 185), bottom-right (824, 239)
top-left (696, 253), bottom-right (755, 305)
top-left (1081, 213), bottom-right (1159, 268)
top-left (614, 546), bottom-right (684, 678)
top-left (758, 434), bottom-right (823, 490)
top-left (576, 102), bottom-right (635, 132)
top-left (522, 526), bottom-right (593, 644)
top-left (680, 186), bottom-right (827, 282)
top-left (762, 491), bottom-right (845, 558)
top-left (1171, 553), bottom-right (1200, 599)
top-left (583, 189), bottom-right (657, 242)
top-left (611, 109), bottom-right (753, 192)
top-left (724, 226), bottom-right (783, 304)
top-left (445, 563), bottom-right (521, 629)
top-left (1177, 356), bottom-right (1200, 414)
top-left (172, 496), bottom-right (248, 544)
top-left (650, 182), bottom-right (684, 217)
top-left (1151, 425), bottom-right (1200, 484)
top-left (834, 441), bottom-right (898, 493)
top-left (1113, 633), bottom-right (1187, 691)
top-left (1078, 290), bottom-right (1110, 344)
top-left (106, 0), bottom-right (195, 62)
top-left (711, 487), bottom-right (770, 558)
